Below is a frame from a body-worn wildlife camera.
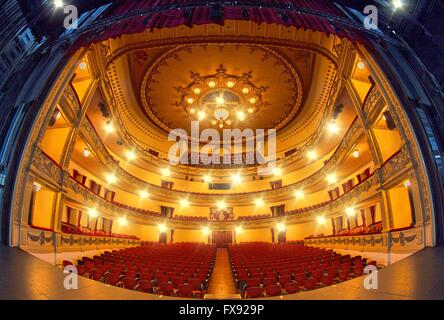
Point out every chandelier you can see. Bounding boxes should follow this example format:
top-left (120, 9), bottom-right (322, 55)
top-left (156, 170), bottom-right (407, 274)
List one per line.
top-left (175, 64), bottom-right (268, 128)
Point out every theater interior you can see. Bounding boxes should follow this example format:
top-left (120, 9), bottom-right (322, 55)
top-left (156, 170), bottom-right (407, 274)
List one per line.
top-left (0, 0), bottom-right (444, 300)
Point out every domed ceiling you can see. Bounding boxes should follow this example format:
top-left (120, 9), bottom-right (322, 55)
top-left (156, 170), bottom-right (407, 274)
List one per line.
top-left (132, 44), bottom-right (310, 133)
top-left (98, 25), bottom-right (340, 158)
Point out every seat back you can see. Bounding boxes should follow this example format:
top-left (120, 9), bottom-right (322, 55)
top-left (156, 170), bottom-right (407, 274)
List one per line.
top-left (245, 286), bottom-right (262, 298)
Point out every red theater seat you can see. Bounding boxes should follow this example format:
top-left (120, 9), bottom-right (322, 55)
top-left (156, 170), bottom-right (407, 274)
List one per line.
top-left (123, 277), bottom-right (137, 289)
top-left (263, 277), bottom-right (277, 286)
top-left (137, 280), bottom-right (153, 293)
top-left (246, 278), bottom-right (261, 288)
top-left (303, 278), bottom-right (317, 290)
top-left (278, 275), bottom-right (292, 286)
top-left (264, 285), bottom-right (282, 297)
top-left (284, 281), bottom-right (299, 294)
top-left (106, 274), bottom-right (121, 286)
top-left (158, 282), bottom-right (174, 296)
top-left (177, 284), bottom-right (194, 298)
top-left (245, 286), bottom-right (263, 298)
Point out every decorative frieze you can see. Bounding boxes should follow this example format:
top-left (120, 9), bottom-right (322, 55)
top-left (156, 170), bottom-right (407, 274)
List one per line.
top-left (363, 85), bottom-right (385, 121)
top-left (305, 226), bottom-right (422, 253)
top-left (379, 144), bottom-right (411, 184)
top-left (25, 226), bottom-right (140, 253)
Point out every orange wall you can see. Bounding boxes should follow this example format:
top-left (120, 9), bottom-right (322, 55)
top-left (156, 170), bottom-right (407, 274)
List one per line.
top-left (389, 186), bottom-right (412, 229)
top-left (236, 228), bottom-right (272, 243)
top-left (373, 129), bottom-right (403, 162)
top-left (173, 229), bottom-right (209, 243)
top-left (286, 220), bottom-right (333, 240)
top-left (112, 221), bottom-right (159, 241)
top-left (40, 127), bottom-right (71, 163)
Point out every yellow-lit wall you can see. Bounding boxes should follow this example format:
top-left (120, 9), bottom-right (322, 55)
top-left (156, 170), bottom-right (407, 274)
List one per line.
top-left (112, 222), bottom-right (159, 241)
top-left (373, 129), bottom-right (403, 162)
top-left (351, 79), bottom-right (372, 103)
top-left (286, 220), bottom-right (332, 240)
top-left (39, 127), bottom-right (71, 163)
top-left (32, 188), bottom-right (55, 229)
top-left (389, 186), bottom-right (412, 229)
top-left (173, 229), bottom-right (209, 243)
top-left (236, 228), bottom-right (272, 243)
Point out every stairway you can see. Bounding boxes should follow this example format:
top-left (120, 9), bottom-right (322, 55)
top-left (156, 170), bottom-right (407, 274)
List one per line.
top-left (207, 248), bottom-right (237, 297)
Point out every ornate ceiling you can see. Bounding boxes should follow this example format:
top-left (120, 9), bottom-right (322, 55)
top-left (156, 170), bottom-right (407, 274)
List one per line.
top-left (136, 44), bottom-right (307, 133)
top-left (95, 23), bottom-right (342, 159)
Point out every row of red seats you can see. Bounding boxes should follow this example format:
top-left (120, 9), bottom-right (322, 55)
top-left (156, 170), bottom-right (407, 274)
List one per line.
top-left (61, 222), bottom-right (139, 240)
top-left (228, 243), bottom-right (377, 298)
top-left (305, 221), bottom-right (383, 239)
top-left (67, 243), bottom-right (216, 298)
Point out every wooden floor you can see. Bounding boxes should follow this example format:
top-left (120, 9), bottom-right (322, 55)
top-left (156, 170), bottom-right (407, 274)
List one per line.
top-left (207, 248), bottom-right (237, 296)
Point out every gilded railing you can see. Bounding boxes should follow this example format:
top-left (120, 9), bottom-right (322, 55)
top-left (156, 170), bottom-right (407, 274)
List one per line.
top-left (24, 225), bottom-right (140, 254)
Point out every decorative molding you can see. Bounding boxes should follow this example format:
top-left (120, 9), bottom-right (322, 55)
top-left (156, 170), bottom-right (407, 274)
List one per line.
top-left (363, 85), bottom-right (385, 122)
top-left (379, 145), bottom-right (412, 184)
top-left (32, 148), bottom-right (381, 228)
top-left (305, 227), bottom-right (421, 252)
top-left (77, 117), bottom-right (364, 201)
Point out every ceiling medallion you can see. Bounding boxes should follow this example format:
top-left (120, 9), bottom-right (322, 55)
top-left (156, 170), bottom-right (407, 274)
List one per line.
top-left (174, 64), bottom-right (269, 128)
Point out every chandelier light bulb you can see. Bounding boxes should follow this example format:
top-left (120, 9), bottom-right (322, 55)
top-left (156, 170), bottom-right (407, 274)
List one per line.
top-left (307, 150), bottom-right (318, 160)
top-left (294, 190), bottom-right (304, 199)
top-left (215, 95), bottom-right (225, 105)
top-left (83, 148), bottom-right (91, 158)
top-left (317, 216), bottom-right (326, 225)
top-left (161, 168), bottom-right (171, 177)
top-left (126, 150), bottom-right (136, 161)
top-left (327, 120), bottom-right (339, 134)
top-left (217, 200), bottom-right (227, 210)
top-left (139, 190), bottom-right (149, 199)
top-left (180, 198), bottom-right (189, 207)
top-left (357, 61), bottom-right (366, 70)
top-left (197, 110), bottom-right (206, 121)
top-left (352, 149), bottom-right (360, 158)
top-left (118, 216), bottom-right (128, 226)
top-left (236, 111), bottom-right (246, 121)
top-left (104, 122), bottom-right (115, 134)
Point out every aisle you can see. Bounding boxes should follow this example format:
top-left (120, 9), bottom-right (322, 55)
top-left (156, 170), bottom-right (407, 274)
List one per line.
top-left (206, 248), bottom-right (237, 297)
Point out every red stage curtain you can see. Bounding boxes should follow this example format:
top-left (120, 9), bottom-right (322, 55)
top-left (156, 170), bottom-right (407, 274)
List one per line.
top-left (74, 0), bottom-right (359, 48)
